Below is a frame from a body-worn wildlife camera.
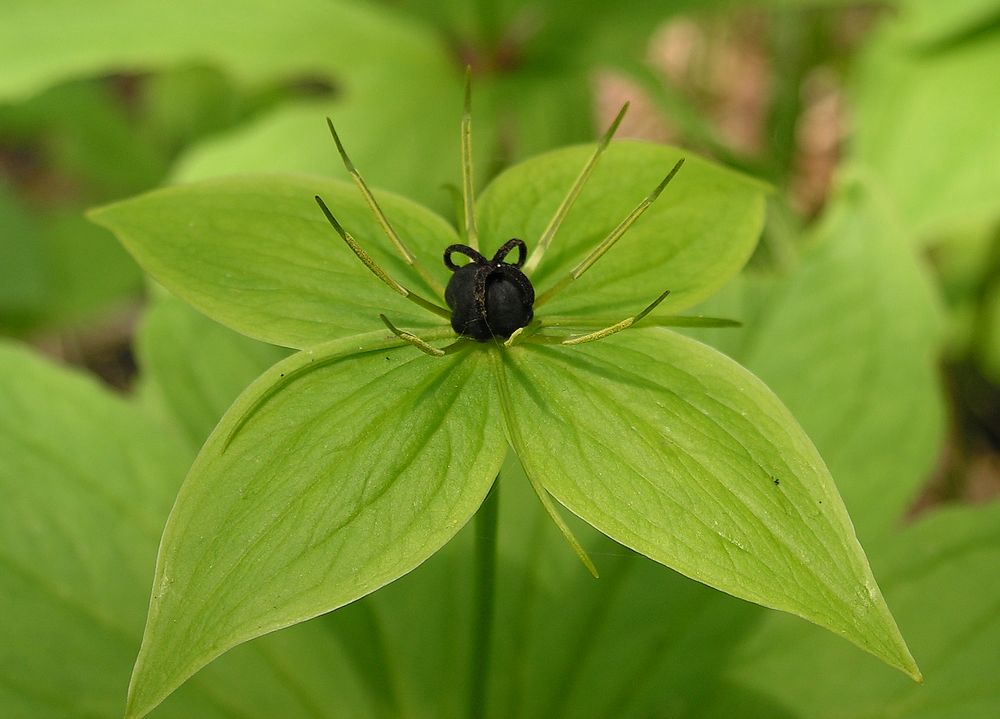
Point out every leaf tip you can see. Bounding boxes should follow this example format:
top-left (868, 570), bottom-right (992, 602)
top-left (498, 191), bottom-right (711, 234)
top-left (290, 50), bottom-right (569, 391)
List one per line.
top-left (84, 202), bottom-right (114, 229)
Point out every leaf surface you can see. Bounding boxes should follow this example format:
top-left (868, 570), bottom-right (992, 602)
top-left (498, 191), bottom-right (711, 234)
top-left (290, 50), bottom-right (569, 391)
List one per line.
top-left (705, 501), bottom-right (1000, 718)
top-left (691, 178), bottom-right (945, 542)
top-left (136, 294), bottom-right (288, 448)
top-left (0, 342), bottom-right (381, 718)
top-left (495, 328), bottom-right (919, 679)
top-left (127, 335), bottom-right (506, 718)
top-left (851, 24), bottom-right (1000, 239)
top-left (477, 141), bottom-right (767, 318)
top-left (0, 0), bottom-right (442, 102)
top-left (90, 174), bottom-right (458, 348)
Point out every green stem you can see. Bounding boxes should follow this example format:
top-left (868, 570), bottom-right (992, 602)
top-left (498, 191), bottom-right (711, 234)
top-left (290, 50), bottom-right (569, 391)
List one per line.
top-left (468, 479), bottom-right (499, 718)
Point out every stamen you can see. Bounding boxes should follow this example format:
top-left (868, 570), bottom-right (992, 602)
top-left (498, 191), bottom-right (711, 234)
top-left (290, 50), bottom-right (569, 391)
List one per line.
top-left (534, 158), bottom-right (685, 308)
top-left (379, 314), bottom-right (448, 356)
top-left (541, 314), bottom-right (741, 330)
top-left (523, 102), bottom-right (630, 276)
top-left (560, 289), bottom-right (670, 345)
top-left (461, 66), bottom-right (479, 251)
top-left (326, 118), bottom-right (445, 296)
top-left (315, 196), bottom-right (451, 320)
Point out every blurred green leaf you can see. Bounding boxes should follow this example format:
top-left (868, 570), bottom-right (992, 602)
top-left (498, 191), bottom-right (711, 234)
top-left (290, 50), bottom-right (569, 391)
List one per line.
top-left (2, 0), bottom-right (472, 211)
top-left (477, 141), bottom-right (768, 318)
top-left (40, 212), bottom-right (144, 322)
top-left (138, 65), bottom-right (248, 158)
top-left (496, 327), bottom-right (920, 680)
top-left (896, 0), bottom-right (1000, 47)
top-left (171, 74), bottom-right (491, 213)
top-left (0, 0), bottom-right (445, 103)
top-left (90, 174), bottom-right (458, 348)
top-left (0, 76), bottom-right (159, 188)
top-left (694, 177), bottom-right (945, 542)
top-left (976, 282), bottom-right (1000, 385)
top-left (851, 22), bottom-right (1000, 240)
top-left (0, 184), bottom-right (46, 326)
top-left (703, 500), bottom-right (1000, 718)
top-left (0, 202), bottom-right (143, 334)
top-left (136, 294), bottom-right (288, 448)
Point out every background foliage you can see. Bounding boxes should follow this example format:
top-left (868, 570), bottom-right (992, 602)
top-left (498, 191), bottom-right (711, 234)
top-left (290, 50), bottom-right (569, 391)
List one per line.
top-left (2, 0), bottom-right (999, 717)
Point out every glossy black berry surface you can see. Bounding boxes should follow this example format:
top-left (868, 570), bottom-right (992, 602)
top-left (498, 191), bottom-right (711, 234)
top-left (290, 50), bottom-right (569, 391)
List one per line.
top-left (444, 239), bottom-right (535, 341)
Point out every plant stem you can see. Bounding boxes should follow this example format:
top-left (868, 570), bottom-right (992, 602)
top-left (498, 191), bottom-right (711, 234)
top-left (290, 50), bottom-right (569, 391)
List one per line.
top-left (468, 479), bottom-right (499, 718)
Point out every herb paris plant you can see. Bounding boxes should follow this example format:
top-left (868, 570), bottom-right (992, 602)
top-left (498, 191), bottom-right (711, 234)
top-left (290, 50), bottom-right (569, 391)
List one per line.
top-left (90, 75), bottom-right (919, 719)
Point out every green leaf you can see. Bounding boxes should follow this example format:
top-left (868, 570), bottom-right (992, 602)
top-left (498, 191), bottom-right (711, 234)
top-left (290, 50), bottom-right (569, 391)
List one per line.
top-left (489, 454), bottom-right (761, 719)
top-left (315, 450), bottom-right (761, 719)
top-left (0, 341), bottom-right (387, 718)
top-left (0, 186), bottom-right (143, 334)
top-left (0, 341), bottom-right (189, 716)
top-left (171, 70), bottom-right (497, 216)
top-left (0, 0), bottom-right (444, 103)
top-left (127, 335), bottom-right (506, 718)
top-left (136, 294), bottom-right (288, 448)
top-left (977, 283), bottom-right (1000, 384)
top-left (692, 177), bottom-right (945, 542)
top-left (477, 141), bottom-right (767, 318)
top-left (895, 0), bottom-right (1000, 46)
top-left (704, 501), bottom-right (1000, 718)
top-left (495, 328), bottom-right (919, 679)
top-left (89, 174), bottom-right (458, 349)
top-left (851, 23), bottom-right (1000, 239)
top-left (0, 183), bottom-right (46, 328)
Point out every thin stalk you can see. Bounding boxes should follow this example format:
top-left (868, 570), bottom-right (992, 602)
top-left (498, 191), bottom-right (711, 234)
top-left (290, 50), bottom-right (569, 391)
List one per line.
top-left (315, 196), bottom-right (451, 320)
top-left (522, 102), bottom-right (630, 276)
top-left (326, 118), bottom-right (445, 297)
top-left (534, 159), bottom-right (685, 309)
top-left (491, 350), bottom-right (599, 576)
top-left (560, 289), bottom-right (670, 346)
top-left (539, 315), bottom-right (741, 329)
top-left (461, 67), bottom-right (479, 251)
top-left (379, 315), bottom-right (446, 356)
top-left (468, 479), bottom-right (499, 719)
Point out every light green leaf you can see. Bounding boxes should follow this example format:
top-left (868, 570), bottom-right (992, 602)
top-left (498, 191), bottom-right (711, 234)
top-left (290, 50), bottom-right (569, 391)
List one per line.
top-left (0, 0), bottom-right (444, 103)
top-left (0, 342), bottom-right (190, 717)
top-left (314, 450), bottom-right (761, 719)
top-left (692, 177), bottom-right (945, 542)
top-left (705, 501), bottom-right (1000, 718)
top-left (0, 341), bottom-right (383, 718)
top-left (895, 0), bottom-right (1000, 46)
top-left (477, 141), bottom-right (767, 318)
top-left (495, 328), bottom-right (919, 679)
top-left (89, 174), bottom-right (458, 349)
top-left (127, 335), bottom-right (506, 718)
top-left (488, 454), bottom-right (761, 719)
top-left (977, 283), bottom-right (1000, 384)
top-left (136, 294), bottom-right (288, 448)
top-left (0, 183), bottom-right (45, 328)
top-left (0, 186), bottom-right (143, 334)
top-left (171, 71), bottom-right (495, 215)
top-left (851, 23), bottom-right (1000, 239)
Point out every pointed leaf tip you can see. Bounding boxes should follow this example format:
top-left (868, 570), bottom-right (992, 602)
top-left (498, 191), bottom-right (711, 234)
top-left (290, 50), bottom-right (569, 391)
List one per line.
top-left (496, 328), bottom-right (920, 678)
top-left (124, 335), bottom-right (506, 715)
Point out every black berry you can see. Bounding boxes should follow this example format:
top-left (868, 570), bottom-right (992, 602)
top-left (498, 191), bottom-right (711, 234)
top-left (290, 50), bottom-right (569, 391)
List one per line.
top-left (444, 239), bottom-right (535, 341)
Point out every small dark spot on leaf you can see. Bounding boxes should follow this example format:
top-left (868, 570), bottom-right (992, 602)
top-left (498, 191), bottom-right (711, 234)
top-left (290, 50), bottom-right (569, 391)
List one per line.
top-left (772, 475), bottom-right (780, 486)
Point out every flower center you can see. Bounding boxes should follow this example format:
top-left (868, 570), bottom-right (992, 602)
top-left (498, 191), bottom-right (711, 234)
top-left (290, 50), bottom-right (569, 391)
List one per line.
top-left (443, 239), bottom-right (535, 341)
